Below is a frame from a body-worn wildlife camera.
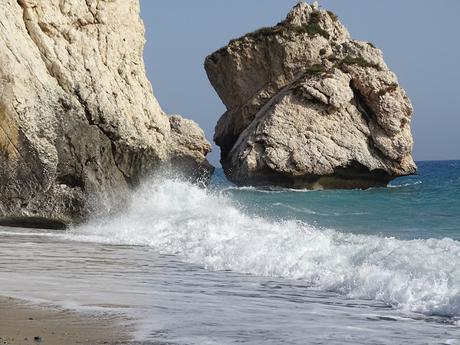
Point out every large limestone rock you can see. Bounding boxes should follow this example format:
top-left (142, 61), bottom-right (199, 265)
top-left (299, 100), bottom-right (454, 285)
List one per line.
top-left (205, 2), bottom-right (416, 189)
top-left (0, 0), bottom-right (212, 228)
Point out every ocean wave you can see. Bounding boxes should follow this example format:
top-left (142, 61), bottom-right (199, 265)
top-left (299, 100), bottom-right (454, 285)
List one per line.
top-left (272, 203), bottom-right (369, 216)
top-left (388, 181), bottom-right (423, 188)
top-left (221, 186), bottom-right (315, 194)
top-left (68, 177), bottom-right (460, 318)
top-left (272, 202), bottom-right (320, 215)
top-left (221, 186), bottom-right (284, 194)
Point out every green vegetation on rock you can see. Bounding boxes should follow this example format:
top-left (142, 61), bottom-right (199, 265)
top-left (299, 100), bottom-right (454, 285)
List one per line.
top-left (305, 63), bottom-right (328, 76)
top-left (327, 10), bottom-right (339, 22)
top-left (225, 9), bottom-right (332, 46)
top-left (340, 55), bottom-right (381, 70)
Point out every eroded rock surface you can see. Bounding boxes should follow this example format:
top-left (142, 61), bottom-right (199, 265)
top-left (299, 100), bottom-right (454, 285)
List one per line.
top-left (205, 2), bottom-right (416, 189)
top-left (0, 0), bottom-right (212, 228)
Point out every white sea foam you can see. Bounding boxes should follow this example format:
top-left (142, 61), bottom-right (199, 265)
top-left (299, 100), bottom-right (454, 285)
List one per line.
top-left (388, 181), bottom-right (423, 188)
top-left (68, 177), bottom-right (460, 317)
top-left (221, 186), bottom-right (315, 194)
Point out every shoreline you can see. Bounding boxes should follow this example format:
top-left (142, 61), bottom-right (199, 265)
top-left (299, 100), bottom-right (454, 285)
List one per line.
top-left (0, 296), bottom-right (135, 345)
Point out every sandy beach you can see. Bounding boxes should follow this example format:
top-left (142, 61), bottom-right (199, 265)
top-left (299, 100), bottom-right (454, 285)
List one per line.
top-left (0, 297), bottom-right (134, 345)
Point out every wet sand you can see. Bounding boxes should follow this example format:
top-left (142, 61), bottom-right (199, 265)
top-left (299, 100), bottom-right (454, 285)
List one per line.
top-left (0, 297), bottom-right (134, 345)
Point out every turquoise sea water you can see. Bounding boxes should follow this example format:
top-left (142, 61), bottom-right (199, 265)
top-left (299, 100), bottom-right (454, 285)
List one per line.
top-left (0, 160), bottom-right (459, 344)
top-left (215, 160), bottom-right (460, 241)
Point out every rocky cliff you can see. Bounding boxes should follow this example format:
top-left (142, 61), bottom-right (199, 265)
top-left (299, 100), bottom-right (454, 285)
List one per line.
top-left (205, 2), bottom-right (416, 189)
top-left (0, 0), bottom-right (212, 228)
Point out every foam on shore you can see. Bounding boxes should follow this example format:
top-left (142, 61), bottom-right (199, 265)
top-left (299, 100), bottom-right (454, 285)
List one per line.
top-left (65, 177), bottom-right (460, 318)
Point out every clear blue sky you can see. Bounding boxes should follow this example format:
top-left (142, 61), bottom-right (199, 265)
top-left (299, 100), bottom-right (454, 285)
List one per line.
top-left (140, 0), bottom-right (460, 165)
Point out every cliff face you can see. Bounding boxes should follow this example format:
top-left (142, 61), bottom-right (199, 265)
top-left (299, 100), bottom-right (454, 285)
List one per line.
top-left (205, 2), bottom-right (416, 189)
top-left (0, 0), bottom-right (212, 228)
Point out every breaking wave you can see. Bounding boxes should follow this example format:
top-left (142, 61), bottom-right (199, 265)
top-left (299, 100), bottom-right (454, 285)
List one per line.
top-left (68, 177), bottom-right (460, 317)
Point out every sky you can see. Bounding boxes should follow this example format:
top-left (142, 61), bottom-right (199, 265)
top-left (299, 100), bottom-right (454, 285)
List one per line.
top-left (140, 0), bottom-right (460, 165)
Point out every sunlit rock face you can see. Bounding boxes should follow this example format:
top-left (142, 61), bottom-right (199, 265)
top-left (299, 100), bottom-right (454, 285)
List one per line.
top-left (0, 0), bottom-right (213, 228)
top-left (205, 2), bottom-right (416, 189)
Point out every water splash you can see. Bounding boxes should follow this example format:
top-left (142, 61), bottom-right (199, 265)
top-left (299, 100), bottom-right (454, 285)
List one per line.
top-left (68, 177), bottom-right (460, 317)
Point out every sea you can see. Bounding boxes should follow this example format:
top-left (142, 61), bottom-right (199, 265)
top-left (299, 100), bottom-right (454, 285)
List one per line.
top-left (0, 160), bottom-right (459, 344)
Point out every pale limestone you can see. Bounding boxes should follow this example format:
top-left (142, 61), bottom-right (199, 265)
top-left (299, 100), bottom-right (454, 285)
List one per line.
top-left (0, 0), bottom-right (212, 228)
top-left (206, 2), bottom-right (416, 189)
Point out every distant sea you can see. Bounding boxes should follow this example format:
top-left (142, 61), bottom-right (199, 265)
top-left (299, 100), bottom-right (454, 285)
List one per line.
top-left (0, 160), bottom-right (459, 344)
top-left (213, 160), bottom-right (460, 241)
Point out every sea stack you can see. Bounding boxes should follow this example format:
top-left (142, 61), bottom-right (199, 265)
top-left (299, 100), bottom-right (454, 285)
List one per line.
top-left (0, 0), bottom-right (213, 228)
top-left (205, 2), bottom-right (416, 189)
